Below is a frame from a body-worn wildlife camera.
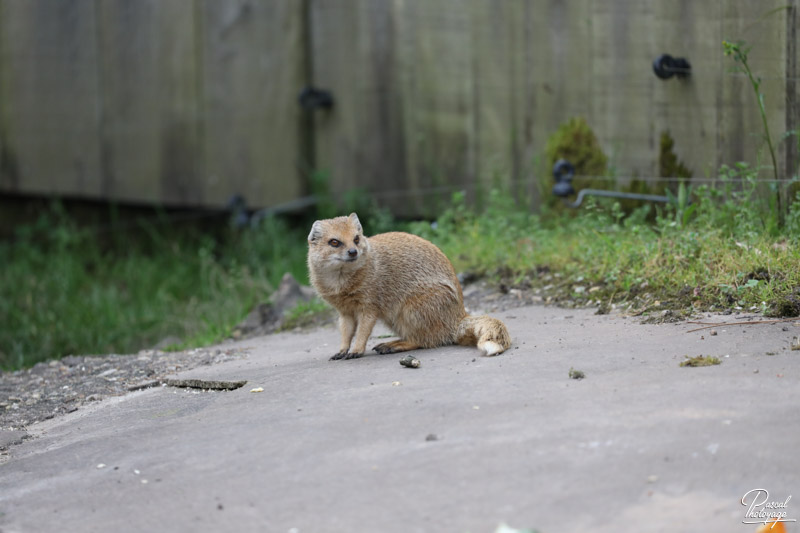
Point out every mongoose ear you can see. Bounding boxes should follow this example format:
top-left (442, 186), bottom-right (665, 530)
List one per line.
top-left (348, 212), bottom-right (362, 233)
top-left (308, 220), bottom-right (323, 242)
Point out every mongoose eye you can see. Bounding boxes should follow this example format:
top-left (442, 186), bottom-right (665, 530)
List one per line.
top-left (353, 235), bottom-right (360, 244)
top-left (328, 239), bottom-right (341, 248)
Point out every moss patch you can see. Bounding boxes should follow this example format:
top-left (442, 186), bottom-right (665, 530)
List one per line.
top-left (659, 131), bottom-right (692, 180)
top-left (542, 117), bottom-right (608, 207)
top-left (680, 355), bottom-right (721, 367)
top-left (545, 117), bottom-right (608, 177)
top-left (568, 367), bottom-right (586, 380)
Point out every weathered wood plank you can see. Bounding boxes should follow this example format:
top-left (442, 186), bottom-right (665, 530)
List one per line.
top-left (311, 0), bottom-right (407, 210)
top-left (468, 1), bottom-right (517, 189)
top-left (651, 1), bottom-right (721, 183)
top-left (395, 0), bottom-right (475, 210)
top-left (200, 0), bottom-right (304, 209)
top-left (718, 0), bottom-right (788, 178)
top-left (312, 0), bottom-right (475, 214)
top-left (524, 0), bottom-right (594, 196)
top-left (0, 0), bottom-right (101, 197)
top-left (786, 0), bottom-right (798, 183)
top-left (95, 0), bottom-right (200, 205)
top-left (590, 0), bottom-right (658, 182)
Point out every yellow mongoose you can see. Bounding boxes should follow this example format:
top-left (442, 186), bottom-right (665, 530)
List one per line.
top-left (307, 213), bottom-right (512, 360)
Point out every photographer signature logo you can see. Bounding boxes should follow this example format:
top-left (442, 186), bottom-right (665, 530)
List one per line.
top-left (741, 489), bottom-right (796, 528)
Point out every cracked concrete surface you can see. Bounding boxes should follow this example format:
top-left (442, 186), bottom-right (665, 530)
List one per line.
top-left (0, 306), bottom-right (797, 533)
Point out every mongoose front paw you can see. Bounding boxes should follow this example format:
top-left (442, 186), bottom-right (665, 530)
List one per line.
top-left (373, 343), bottom-right (394, 355)
top-left (343, 352), bottom-right (364, 360)
top-left (330, 351), bottom-right (349, 361)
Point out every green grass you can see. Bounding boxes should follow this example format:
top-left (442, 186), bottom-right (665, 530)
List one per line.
top-left (0, 206), bottom-right (309, 370)
top-left (409, 176), bottom-right (800, 317)
top-left (2, 167), bottom-right (798, 371)
top-left (279, 298), bottom-right (333, 331)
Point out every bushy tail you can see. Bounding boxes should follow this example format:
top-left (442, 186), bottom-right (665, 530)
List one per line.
top-left (456, 315), bottom-right (512, 356)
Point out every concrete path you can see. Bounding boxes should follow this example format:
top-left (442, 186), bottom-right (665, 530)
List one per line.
top-left (1, 306), bottom-right (797, 533)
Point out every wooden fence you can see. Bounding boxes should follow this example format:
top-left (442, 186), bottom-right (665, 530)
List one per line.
top-left (0, 0), bottom-right (797, 214)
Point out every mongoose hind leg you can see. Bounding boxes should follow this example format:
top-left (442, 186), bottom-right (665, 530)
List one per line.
top-left (373, 340), bottom-right (422, 355)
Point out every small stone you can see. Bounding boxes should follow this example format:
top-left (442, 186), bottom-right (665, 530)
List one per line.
top-left (97, 463), bottom-right (106, 469)
top-left (391, 381), bottom-right (401, 387)
top-left (425, 434), bottom-right (438, 441)
top-left (710, 330), bottom-right (717, 336)
top-left (399, 355), bottom-right (421, 368)
top-left (249, 387), bottom-right (264, 393)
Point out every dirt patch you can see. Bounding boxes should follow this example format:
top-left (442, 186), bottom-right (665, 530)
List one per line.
top-left (767, 289), bottom-right (800, 318)
top-left (0, 347), bottom-right (249, 431)
top-left (461, 279), bottom-right (545, 314)
top-left (641, 308), bottom-right (695, 324)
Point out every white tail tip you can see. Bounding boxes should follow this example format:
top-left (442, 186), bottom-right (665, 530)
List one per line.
top-left (480, 341), bottom-right (505, 357)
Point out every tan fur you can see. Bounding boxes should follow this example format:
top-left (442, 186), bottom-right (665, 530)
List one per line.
top-left (307, 213), bottom-right (512, 360)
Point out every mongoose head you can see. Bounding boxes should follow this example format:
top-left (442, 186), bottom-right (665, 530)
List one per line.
top-left (307, 213), bottom-right (369, 272)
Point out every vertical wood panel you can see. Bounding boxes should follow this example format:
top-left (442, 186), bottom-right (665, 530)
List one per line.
top-left (0, 0), bottom-right (10, 191)
top-left (719, 0), bottom-right (788, 177)
top-left (525, 0), bottom-right (594, 195)
top-left (95, 0), bottom-right (200, 205)
top-left (311, 0), bottom-right (406, 206)
top-left (786, 0), bottom-right (798, 182)
top-left (396, 1), bottom-right (474, 206)
top-left (200, 0), bottom-right (304, 208)
top-left (308, 0), bottom-right (357, 199)
top-left (0, 0), bottom-right (101, 197)
top-left (468, 1), bottom-right (517, 186)
top-left (591, 0), bottom-right (657, 181)
top-left (649, 1), bottom-right (721, 183)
